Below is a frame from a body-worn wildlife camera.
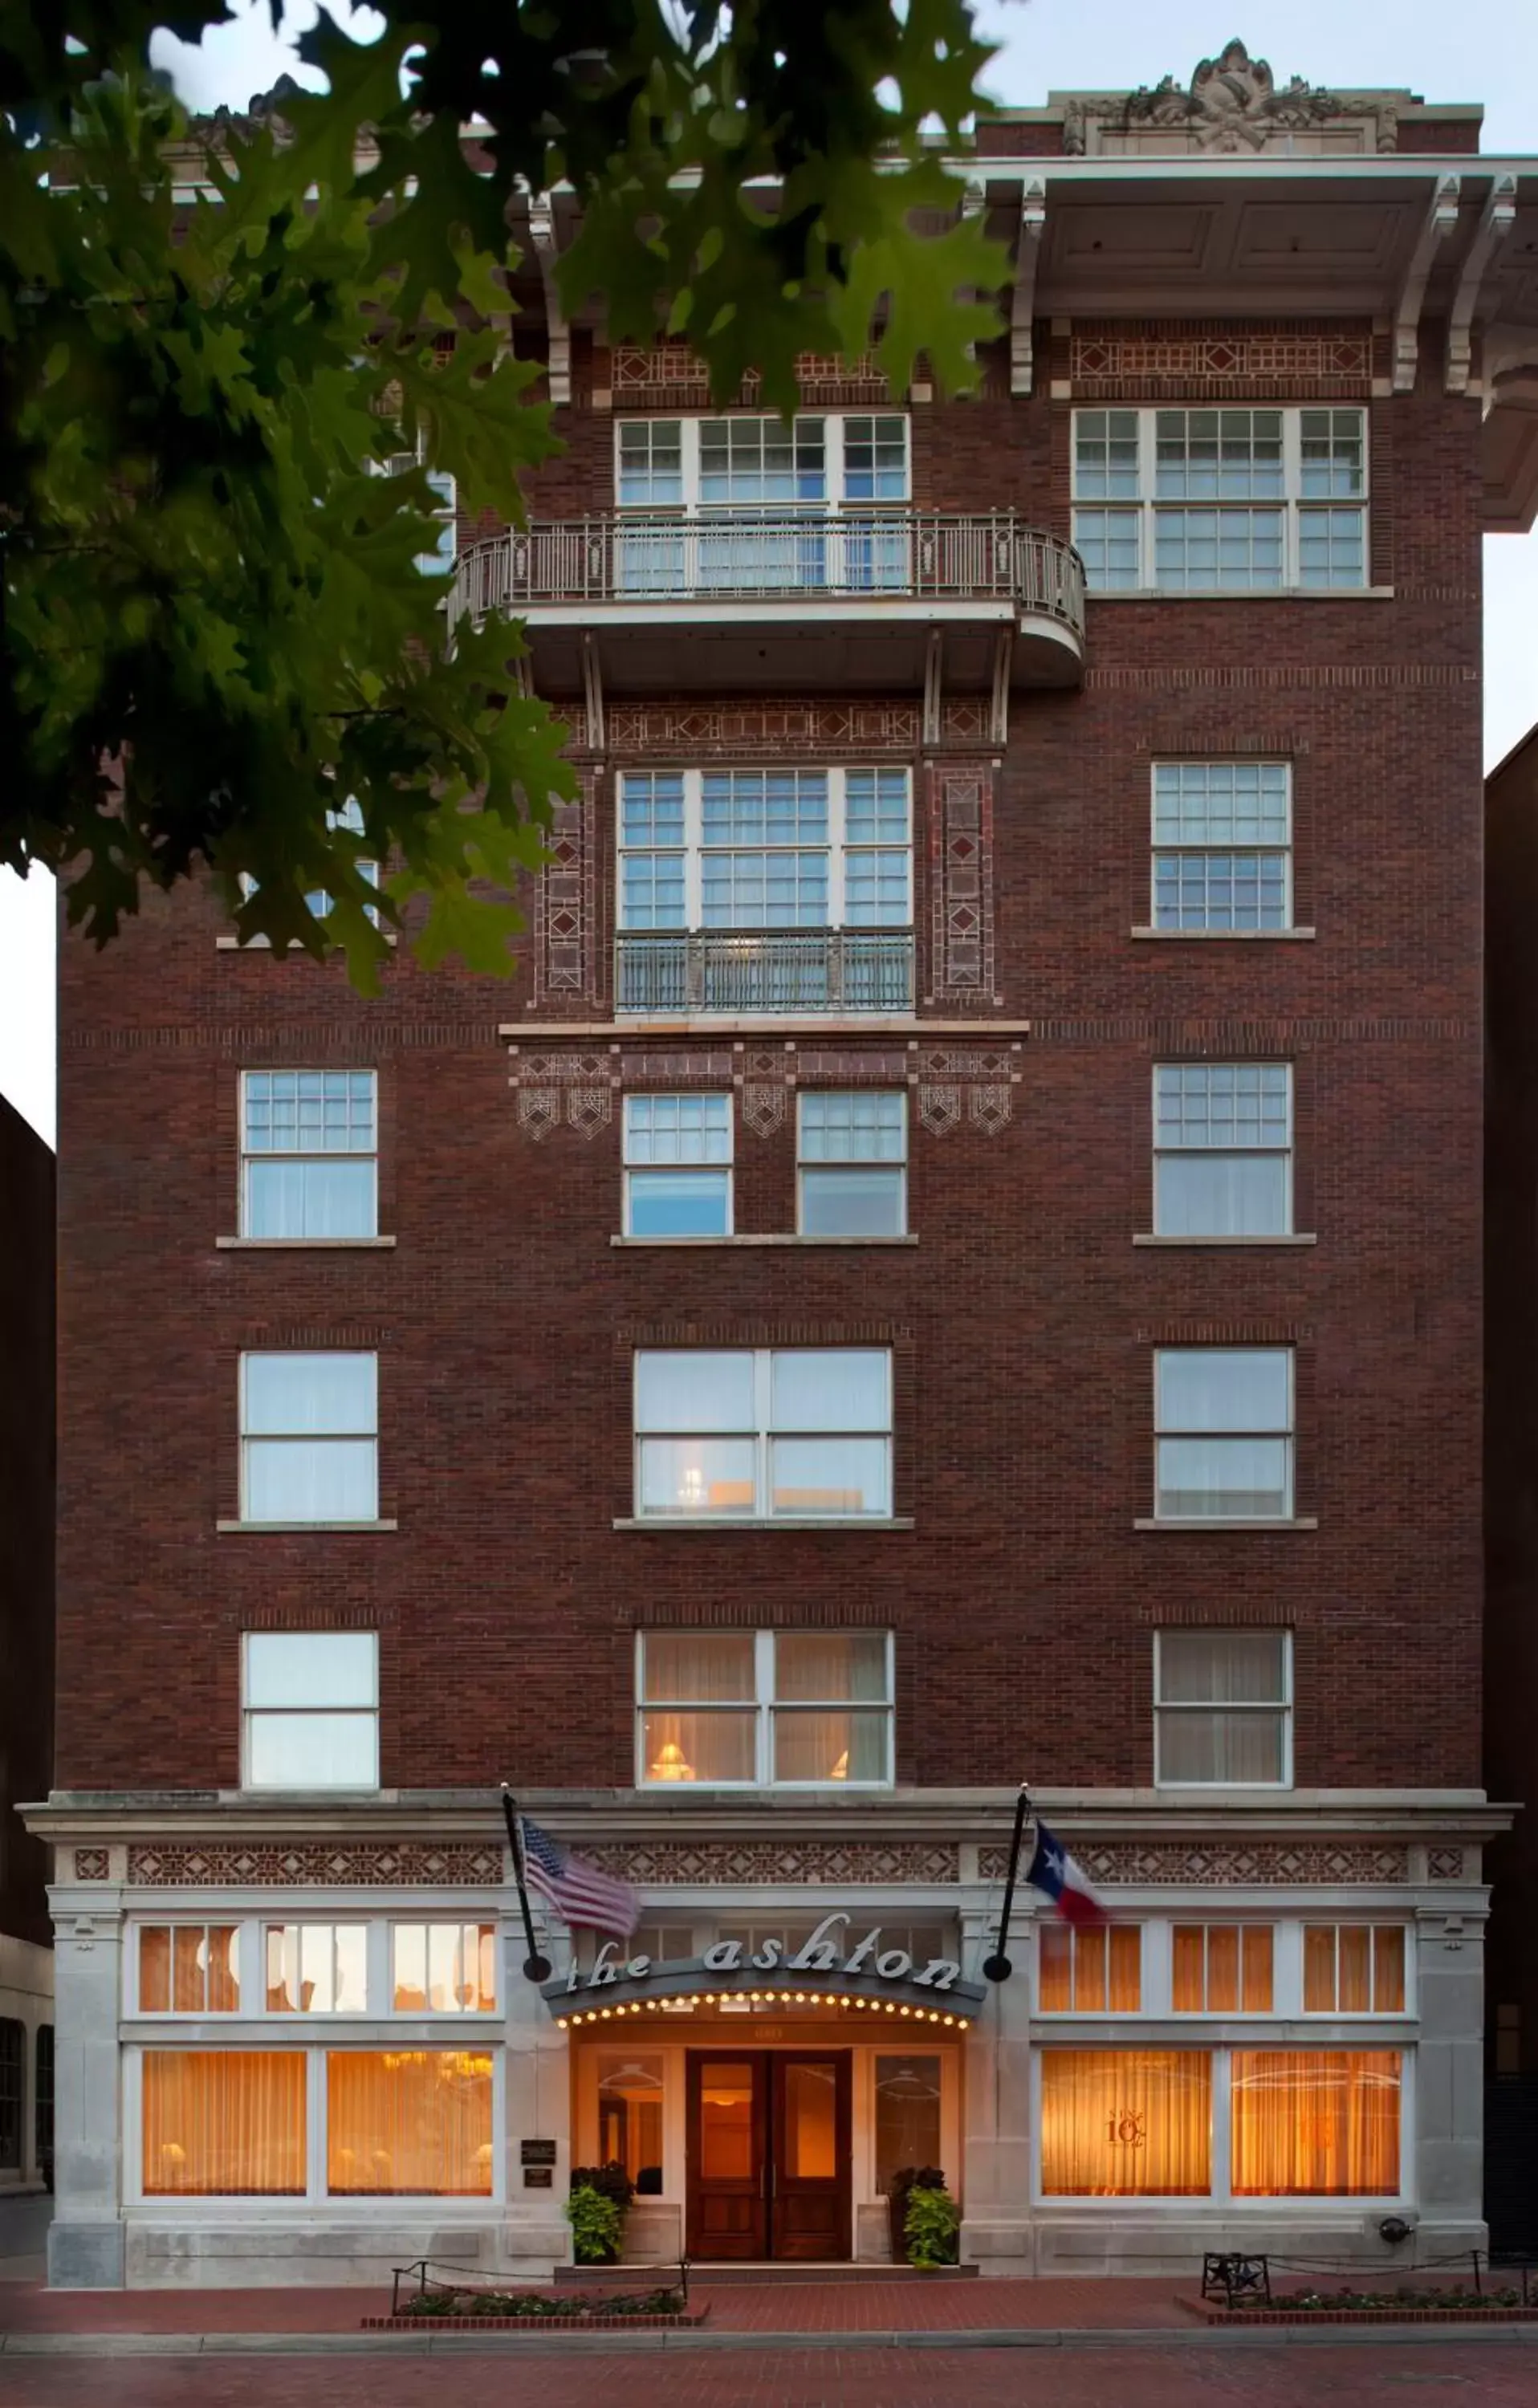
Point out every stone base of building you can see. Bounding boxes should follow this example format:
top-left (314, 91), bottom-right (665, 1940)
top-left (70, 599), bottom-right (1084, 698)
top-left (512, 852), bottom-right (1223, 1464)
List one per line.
top-left (963, 2212), bottom-right (1489, 2278)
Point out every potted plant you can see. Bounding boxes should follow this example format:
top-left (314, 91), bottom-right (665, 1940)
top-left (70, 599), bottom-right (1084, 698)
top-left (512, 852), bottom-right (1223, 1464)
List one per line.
top-left (885, 2164), bottom-right (946, 2264)
top-left (566, 2160), bottom-right (636, 2264)
top-left (903, 2170), bottom-right (960, 2270)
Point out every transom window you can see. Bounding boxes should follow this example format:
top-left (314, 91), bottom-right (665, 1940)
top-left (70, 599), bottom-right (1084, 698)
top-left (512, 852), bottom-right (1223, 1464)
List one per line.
top-left (265, 1925), bottom-right (368, 2014)
top-left (393, 1926), bottom-right (498, 2015)
top-left (623, 1095), bottom-right (733, 1237)
top-left (633, 1347), bottom-right (892, 1519)
top-left (1303, 1926), bottom-right (1407, 2015)
top-left (1073, 409), bottom-right (1366, 593)
top-left (1172, 1926), bottom-right (1275, 2013)
top-left (239, 1352), bottom-right (378, 1526)
top-left (617, 769), bottom-right (911, 932)
top-left (131, 1918), bottom-right (500, 2019)
top-left (1153, 762), bottom-right (1292, 932)
top-left (798, 1092), bottom-right (907, 1235)
top-left (1154, 1064), bottom-right (1292, 1237)
top-left (240, 1072), bottom-right (377, 1241)
top-left (137, 1927), bottom-right (240, 2015)
top-left (1154, 1348), bottom-right (1294, 1521)
top-left (1154, 1630), bottom-right (1292, 1789)
top-left (1038, 1925), bottom-right (1142, 2013)
top-left (637, 1629), bottom-right (893, 1787)
top-left (242, 1632), bottom-right (380, 1792)
top-left (616, 415), bottom-right (909, 511)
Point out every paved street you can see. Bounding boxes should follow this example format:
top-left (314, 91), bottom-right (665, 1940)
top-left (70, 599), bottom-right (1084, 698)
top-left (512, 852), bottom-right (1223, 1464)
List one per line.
top-left (1, 2342), bottom-right (1536, 2408)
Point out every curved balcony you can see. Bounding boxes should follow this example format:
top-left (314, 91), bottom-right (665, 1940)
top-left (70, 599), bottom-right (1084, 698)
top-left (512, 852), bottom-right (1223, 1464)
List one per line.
top-left (451, 512), bottom-right (1085, 698)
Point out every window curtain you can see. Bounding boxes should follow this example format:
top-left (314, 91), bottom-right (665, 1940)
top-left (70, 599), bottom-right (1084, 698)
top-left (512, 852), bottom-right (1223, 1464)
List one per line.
top-left (1231, 2051), bottom-right (1401, 2195)
top-left (142, 2052), bottom-right (305, 2195)
top-left (327, 2052), bottom-right (493, 2195)
top-left (1040, 2051), bottom-right (1211, 2196)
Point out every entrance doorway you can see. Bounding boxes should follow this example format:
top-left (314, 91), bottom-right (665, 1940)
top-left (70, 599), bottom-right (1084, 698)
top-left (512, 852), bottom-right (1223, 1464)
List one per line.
top-left (686, 2052), bottom-right (851, 2260)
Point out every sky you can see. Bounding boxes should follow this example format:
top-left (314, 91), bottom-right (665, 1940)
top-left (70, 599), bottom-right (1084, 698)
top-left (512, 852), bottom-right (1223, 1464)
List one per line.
top-left (3, 0), bottom-right (1536, 1147)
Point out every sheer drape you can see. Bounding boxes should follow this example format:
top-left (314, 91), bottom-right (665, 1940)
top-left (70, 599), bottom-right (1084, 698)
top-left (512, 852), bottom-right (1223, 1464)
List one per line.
top-left (1039, 1927), bottom-right (1142, 2012)
top-left (326, 2052), bottom-right (493, 2195)
top-left (1040, 2051), bottom-right (1211, 2196)
top-left (641, 1633), bottom-right (755, 1780)
top-left (1231, 2051), bottom-right (1401, 2195)
top-left (143, 2052), bottom-right (304, 2195)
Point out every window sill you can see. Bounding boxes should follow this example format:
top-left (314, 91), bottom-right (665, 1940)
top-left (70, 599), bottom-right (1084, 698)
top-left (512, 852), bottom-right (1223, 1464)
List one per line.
top-left (1088, 588), bottom-right (1394, 602)
top-left (1135, 1516), bottom-right (1316, 1531)
top-left (613, 1516), bottom-right (915, 1532)
top-left (1133, 1234), bottom-right (1317, 1248)
top-left (216, 1519), bottom-right (398, 1533)
top-left (610, 1235), bottom-right (918, 1248)
top-left (216, 1236), bottom-right (397, 1250)
top-left (1130, 928), bottom-right (1316, 942)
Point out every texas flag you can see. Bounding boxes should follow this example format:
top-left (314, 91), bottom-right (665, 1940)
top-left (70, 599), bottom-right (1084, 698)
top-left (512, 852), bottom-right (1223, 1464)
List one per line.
top-left (1024, 1819), bottom-right (1108, 1927)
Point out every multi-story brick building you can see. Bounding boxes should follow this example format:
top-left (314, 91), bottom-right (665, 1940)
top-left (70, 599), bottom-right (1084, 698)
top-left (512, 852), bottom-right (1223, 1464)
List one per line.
top-left (26, 43), bottom-right (1538, 2288)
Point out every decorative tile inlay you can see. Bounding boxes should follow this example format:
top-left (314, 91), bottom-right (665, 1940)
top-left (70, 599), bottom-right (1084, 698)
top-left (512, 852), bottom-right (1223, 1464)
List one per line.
top-left (978, 1841), bottom-right (1410, 1885)
top-left (929, 764), bottom-right (995, 1002)
top-left (590, 1841), bottom-right (960, 1885)
top-left (73, 1849), bottom-right (110, 1881)
top-left (969, 1084), bottom-right (1013, 1137)
top-left (918, 1084), bottom-right (963, 1136)
top-left (741, 1083), bottom-right (788, 1137)
top-left (1427, 1848), bottom-right (1467, 1881)
top-left (517, 1088), bottom-right (561, 1141)
top-left (566, 1088), bottom-right (612, 1138)
top-left (610, 347), bottom-right (889, 409)
top-left (534, 769), bottom-right (600, 1004)
top-left (605, 702), bottom-right (919, 758)
top-left (1071, 330), bottom-right (1372, 400)
top-left (918, 1049), bottom-right (1023, 1079)
top-left (128, 1843), bottom-right (504, 1887)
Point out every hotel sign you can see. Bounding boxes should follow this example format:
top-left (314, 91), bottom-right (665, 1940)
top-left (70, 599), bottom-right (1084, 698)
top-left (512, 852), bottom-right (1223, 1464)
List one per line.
top-left (539, 1910), bottom-right (988, 2024)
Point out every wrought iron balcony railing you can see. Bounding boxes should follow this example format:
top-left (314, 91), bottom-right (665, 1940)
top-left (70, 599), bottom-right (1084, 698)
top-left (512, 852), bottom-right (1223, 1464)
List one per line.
top-left (453, 512), bottom-right (1084, 635)
top-left (616, 929), bottom-right (914, 1015)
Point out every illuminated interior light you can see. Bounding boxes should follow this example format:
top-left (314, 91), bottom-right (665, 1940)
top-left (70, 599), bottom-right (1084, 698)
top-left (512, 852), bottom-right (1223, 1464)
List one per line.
top-left (648, 1738), bottom-right (695, 1782)
top-left (830, 1750), bottom-right (849, 1780)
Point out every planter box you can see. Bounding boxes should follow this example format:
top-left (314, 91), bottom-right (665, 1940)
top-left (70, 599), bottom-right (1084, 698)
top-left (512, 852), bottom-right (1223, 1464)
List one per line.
top-left (1185, 2299), bottom-right (1538, 2326)
top-left (364, 2309), bottom-right (708, 2332)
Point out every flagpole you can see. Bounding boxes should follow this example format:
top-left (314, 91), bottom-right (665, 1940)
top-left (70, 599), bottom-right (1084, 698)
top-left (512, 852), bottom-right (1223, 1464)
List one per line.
top-left (500, 1785), bottom-right (552, 1983)
top-left (982, 1780), bottom-right (1033, 1983)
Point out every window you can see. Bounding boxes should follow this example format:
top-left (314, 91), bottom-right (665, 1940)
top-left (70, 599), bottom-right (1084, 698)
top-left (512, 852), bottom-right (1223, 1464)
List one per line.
top-left (618, 769), bottom-right (911, 934)
top-left (623, 1096), bottom-right (732, 1237)
top-left (1038, 1926), bottom-right (1141, 2013)
top-left (417, 470), bottom-right (457, 576)
top-left (1231, 2051), bottom-right (1401, 2194)
top-left (1152, 762), bottom-right (1292, 934)
top-left (637, 1629), bottom-right (893, 1787)
top-left (1154, 1631), bottom-right (1292, 1788)
top-left (392, 1925), bottom-right (498, 2013)
top-left (242, 1631), bottom-right (380, 1791)
top-left (1154, 1348), bottom-right (1293, 1520)
top-left (634, 1348), bottom-right (892, 1519)
top-left (1153, 1065), bottom-right (1292, 1236)
top-left (265, 1926), bottom-right (368, 2013)
top-left (875, 2056), bottom-right (942, 2195)
top-left (326, 2052), bottom-right (493, 2195)
top-left (34, 2027), bottom-right (53, 2175)
top-left (139, 1927), bottom-right (240, 2014)
top-left (616, 415), bottom-right (910, 592)
top-left (239, 1352), bottom-right (378, 1524)
top-left (142, 2052), bottom-right (307, 2194)
top-left (240, 1072), bottom-right (377, 1240)
top-left (1040, 2050), bottom-right (1212, 2196)
top-left (1303, 1927), bottom-right (1407, 2015)
top-left (0, 2021), bottom-right (20, 2171)
top-left (1172, 1926), bottom-right (1275, 2013)
top-left (799, 1092), bottom-right (907, 1235)
top-left (597, 2051), bottom-right (665, 2191)
top-left (1073, 409), bottom-right (1366, 593)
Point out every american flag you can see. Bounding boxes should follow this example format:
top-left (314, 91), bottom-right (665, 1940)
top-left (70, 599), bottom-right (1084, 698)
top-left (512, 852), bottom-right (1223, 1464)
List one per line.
top-left (519, 1817), bottom-right (640, 1938)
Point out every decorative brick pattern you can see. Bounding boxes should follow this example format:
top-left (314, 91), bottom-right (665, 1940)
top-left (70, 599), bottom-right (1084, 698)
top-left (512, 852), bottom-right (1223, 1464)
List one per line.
top-left (72, 1849), bottom-right (109, 1882)
top-left (566, 1088), bottom-right (612, 1139)
top-left (127, 1844), bottom-right (505, 1887)
top-left (608, 346), bottom-right (889, 409)
top-left (590, 1841), bottom-right (960, 1885)
top-left (928, 763), bottom-right (996, 1003)
top-left (534, 770), bottom-right (600, 1005)
top-left (517, 1089), bottom-right (561, 1141)
top-left (606, 702), bottom-right (919, 758)
top-left (978, 1841), bottom-right (1410, 1885)
top-left (1071, 327), bottom-right (1372, 401)
top-left (741, 1084), bottom-right (787, 1137)
top-left (1427, 1848), bottom-right (1467, 1880)
top-left (918, 1084), bottom-right (962, 1136)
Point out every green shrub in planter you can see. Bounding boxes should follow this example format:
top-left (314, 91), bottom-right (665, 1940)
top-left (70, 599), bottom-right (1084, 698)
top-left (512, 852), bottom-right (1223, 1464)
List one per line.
top-left (565, 2182), bottom-right (625, 2264)
top-left (570, 2160), bottom-right (636, 2213)
top-left (904, 2180), bottom-right (960, 2269)
top-left (885, 2165), bottom-right (946, 2264)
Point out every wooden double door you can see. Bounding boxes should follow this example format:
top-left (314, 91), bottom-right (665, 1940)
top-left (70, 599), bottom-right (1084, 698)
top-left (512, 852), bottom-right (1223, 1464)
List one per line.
top-left (686, 2051), bottom-right (852, 2260)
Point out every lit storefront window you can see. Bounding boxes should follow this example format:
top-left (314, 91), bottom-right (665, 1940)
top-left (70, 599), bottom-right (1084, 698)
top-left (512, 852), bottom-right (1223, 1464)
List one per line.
top-left (1038, 1926), bottom-right (1141, 2013)
top-left (142, 2052), bottom-right (306, 2195)
top-left (1172, 1926), bottom-right (1274, 2012)
top-left (1040, 2050), bottom-right (1212, 2196)
top-left (1231, 2051), bottom-right (1401, 2195)
top-left (597, 2052), bottom-right (665, 2193)
top-left (326, 2052), bottom-right (494, 2196)
top-left (1302, 1927), bottom-right (1406, 2014)
top-left (874, 2056), bottom-right (942, 2194)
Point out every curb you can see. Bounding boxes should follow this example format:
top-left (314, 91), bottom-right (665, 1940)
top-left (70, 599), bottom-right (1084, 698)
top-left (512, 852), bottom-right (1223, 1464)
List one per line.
top-left (6, 2324), bottom-right (1538, 2357)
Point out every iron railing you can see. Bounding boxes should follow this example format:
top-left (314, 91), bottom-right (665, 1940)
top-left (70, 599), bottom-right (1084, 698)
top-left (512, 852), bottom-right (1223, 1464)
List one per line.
top-left (452, 512), bottom-right (1084, 635)
top-left (616, 929), bottom-right (914, 1014)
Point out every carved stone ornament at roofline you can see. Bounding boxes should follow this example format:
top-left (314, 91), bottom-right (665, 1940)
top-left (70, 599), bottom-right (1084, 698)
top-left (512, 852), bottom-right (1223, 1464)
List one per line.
top-left (1061, 39), bottom-right (1394, 157)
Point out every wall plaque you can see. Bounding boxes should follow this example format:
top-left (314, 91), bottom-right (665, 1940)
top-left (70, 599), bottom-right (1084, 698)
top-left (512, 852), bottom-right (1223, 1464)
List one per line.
top-left (520, 2138), bottom-right (558, 2167)
top-left (523, 2166), bottom-right (554, 2190)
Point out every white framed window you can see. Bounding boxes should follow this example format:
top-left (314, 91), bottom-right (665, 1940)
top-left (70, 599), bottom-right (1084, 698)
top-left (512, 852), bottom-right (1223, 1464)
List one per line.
top-left (617, 768), bottom-right (912, 934)
top-left (136, 1926), bottom-right (240, 2015)
top-left (1152, 762), bottom-right (1292, 932)
top-left (633, 1347), bottom-right (892, 1520)
top-left (1072, 409), bottom-right (1367, 593)
top-left (392, 1925), bottom-right (498, 2014)
top-left (264, 1926), bottom-right (369, 2013)
top-left (798, 1092), bottom-right (907, 1235)
top-left (242, 1631), bottom-right (380, 1791)
top-left (1153, 1064), bottom-right (1292, 1237)
top-left (239, 1352), bottom-right (378, 1525)
top-left (1171, 1925), bottom-right (1276, 2013)
top-left (1154, 1348), bottom-right (1293, 1521)
top-left (240, 1072), bottom-right (377, 1240)
top-left (1154, 1630), bottom-right (1292, 1789)
top-left (623, 1095), bottom-right (732, 1237)
top-left (637, 1628), bottom-right (894, 1787)
top-left (1038, 1925), bottom-right (1142, 2013)
top-left (1302, 1926), bottom-right (1408, 2015)
top-left (615, 416), bottom-right (911, 595)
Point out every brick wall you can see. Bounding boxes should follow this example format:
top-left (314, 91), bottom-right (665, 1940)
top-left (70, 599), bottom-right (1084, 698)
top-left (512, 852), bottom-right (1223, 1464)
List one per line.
top-left (54, 336), bottom-right (1486, 1801)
